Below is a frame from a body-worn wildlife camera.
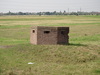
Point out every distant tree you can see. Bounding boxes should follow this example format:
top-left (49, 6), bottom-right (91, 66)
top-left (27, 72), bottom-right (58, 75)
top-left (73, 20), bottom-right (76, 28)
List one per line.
top-left (1, 11), bottom-right (100, 16)
top-left (59, 11), bottom-right (62, 15)
top-left (70, 12), bottom-right (78, 16)
top-left (0, 12), bottom-right (3, 16)
top-left (53, 11), bottom-right (57, 15)
top-left (45, 12), bottom-right (51, 15)
top-left (37, 12), bottom-right (42, 16)
top-left (18, 12), bottom-right (24, 15)
top-left (63, 10), bottom-right (66, 15)
top-left (8, 11), bottom-right (11, 15)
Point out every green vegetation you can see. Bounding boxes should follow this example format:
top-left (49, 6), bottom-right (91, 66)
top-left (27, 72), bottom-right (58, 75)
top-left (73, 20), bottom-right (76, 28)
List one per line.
top-left (0, 15), bottom-right (100, 75)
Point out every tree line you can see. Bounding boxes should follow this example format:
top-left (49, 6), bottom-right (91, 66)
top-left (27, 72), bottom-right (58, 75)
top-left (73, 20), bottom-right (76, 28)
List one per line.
top-left (0, 11), bottom-right (100, 16)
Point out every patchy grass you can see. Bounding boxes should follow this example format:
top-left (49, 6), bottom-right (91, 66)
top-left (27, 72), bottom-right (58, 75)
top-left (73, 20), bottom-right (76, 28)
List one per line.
top-left (94, 70), bottom-right (100, 74)
top-left (0, 25), bottom-right (31, 29)
top-left (0, 44), bottom-right (100, 75)
top-left (0, 15), bottom-right (100, 75)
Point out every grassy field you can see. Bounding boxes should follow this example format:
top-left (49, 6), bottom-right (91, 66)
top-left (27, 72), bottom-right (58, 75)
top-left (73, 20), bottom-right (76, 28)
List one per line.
top-left (0, 15), bottom-right (100, 75)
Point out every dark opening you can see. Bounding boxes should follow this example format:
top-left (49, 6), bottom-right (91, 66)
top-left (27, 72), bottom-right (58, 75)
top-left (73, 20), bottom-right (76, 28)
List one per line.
top-left (32, 30), bottom-right (35, 33)
top-left (61, 30), bottom-right (65, 35)
top-left (44, 31), bottom-right (50, 34)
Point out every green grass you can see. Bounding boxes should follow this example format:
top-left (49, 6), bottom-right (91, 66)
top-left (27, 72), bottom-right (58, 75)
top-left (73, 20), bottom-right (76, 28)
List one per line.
top-left (0, 18), bottom-right (63, 21)
top-left (71, 34), bottom-right (100, 42)
top-left (0, 44), bottom-right (100, 75)
top-left (0, 15), bottom-right (100, 75)
top-left (0, 25), bottom-right (31, 29)
top-left (94, 70), bottom-right (100, 74)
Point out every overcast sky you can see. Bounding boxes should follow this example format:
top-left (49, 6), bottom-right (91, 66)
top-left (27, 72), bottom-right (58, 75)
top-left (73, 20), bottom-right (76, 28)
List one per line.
top-left (0, 0), bottom-right (100, 12)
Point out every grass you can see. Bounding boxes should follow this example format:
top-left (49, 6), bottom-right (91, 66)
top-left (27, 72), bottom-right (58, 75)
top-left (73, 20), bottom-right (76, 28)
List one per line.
top-left (0, 25), bottom-right (31, 29)
top-left (0, 15), bottom-right (100, 75)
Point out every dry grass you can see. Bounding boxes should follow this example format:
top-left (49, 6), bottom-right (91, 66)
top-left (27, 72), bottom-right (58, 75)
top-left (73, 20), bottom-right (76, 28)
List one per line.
top-left (0, 15), bottom-right (100, 75)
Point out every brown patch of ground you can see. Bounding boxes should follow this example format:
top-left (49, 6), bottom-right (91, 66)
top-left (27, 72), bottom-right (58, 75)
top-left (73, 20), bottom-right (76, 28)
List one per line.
top-left (0, 45), bottom-right (13, 48)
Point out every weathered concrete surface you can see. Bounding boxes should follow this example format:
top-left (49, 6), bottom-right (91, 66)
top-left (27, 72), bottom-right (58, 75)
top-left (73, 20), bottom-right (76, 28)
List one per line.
top-left (30, 26), bottom-right (69, 45)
